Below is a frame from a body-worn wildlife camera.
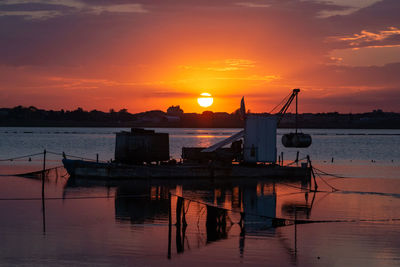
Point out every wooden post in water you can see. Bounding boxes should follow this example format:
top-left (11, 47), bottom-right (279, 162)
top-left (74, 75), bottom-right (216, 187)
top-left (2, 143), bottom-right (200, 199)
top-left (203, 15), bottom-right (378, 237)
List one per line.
top-left (42, 149), bottom-right (46, 234)
top-left (182, 201), bottom-right (187, 227)
top-left (42, 149), bottom-right (46, 198)
top-left (176, 196), bottom-right (183, 227)
top-left (296, 151), bottom-right (299, 165)
top-left (175, 196), bottom-right (183, 253)
top-left (168, 192), bottom-right (172, 259)
top-left (294, 206), bottom-right (297, 256)
top-left (96, 153), bottom-right (99, 163)
top-left (307, 155), bottom-right (318, 191)
top-left (239, 212), bottom-right (246, 257)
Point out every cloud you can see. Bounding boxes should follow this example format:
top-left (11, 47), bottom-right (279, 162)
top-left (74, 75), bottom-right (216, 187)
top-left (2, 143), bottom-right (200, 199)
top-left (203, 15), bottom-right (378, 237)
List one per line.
top-left (88, 4), bottom-right (148, 15)
top-left (313, 0), bottom-right (381, 17)
top-left (215, 74), bottom-right (280, 82)
top-left (0, 10), bottom-right (62, 20)
top-left (325, 0), bottom-right (400, 34)
top-left (209, 59), bottom-right (256, 71)
top-left (235, 2), bottom-right (270, 8)
top-left (328, 56), bottom-right (343, 64)
top-left (45, 76), bottom-right (119, 90)
top-left (180, 59), bottom-right (256, 72)
top-left (330, 45), bottom-right (400, 66)
top-left (326, 27), bottom-right (400, 66)
top-left (332, 27), bottom-right (400, 48)
top-left (224, 59), bottom-right (256, 68)
top-left (0, 0), bottom-right (84, 9)
top-left (0, 0), bottom-right (148, 20)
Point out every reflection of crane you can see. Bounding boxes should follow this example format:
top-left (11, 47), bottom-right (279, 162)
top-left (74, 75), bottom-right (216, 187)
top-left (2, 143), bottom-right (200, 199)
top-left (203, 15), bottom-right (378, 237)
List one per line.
top-left (277, 89), bottom-right (312, 148)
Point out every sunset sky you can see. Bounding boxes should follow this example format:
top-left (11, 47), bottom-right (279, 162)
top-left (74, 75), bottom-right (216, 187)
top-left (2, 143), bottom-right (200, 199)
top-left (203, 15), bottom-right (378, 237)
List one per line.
top-left (1, 0), bottom-right (400, 113)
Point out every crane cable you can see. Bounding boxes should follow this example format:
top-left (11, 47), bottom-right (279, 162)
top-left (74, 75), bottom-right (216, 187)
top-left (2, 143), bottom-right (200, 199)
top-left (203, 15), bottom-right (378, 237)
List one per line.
top-left (269, 91), bottom-right (292, 114)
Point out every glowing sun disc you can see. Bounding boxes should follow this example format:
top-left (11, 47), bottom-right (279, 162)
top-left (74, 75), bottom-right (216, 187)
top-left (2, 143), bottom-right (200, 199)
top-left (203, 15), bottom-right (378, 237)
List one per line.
top-left (197, 93), bottom-right (213, 108)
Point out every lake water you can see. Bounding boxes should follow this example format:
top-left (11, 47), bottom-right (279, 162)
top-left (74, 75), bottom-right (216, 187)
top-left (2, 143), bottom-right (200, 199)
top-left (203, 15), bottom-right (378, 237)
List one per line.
top-left (0, 127), bottom-right (399, 266)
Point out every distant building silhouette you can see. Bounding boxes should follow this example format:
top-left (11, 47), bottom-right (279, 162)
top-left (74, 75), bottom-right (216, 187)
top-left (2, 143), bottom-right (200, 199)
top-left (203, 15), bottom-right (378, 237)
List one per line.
top-left (167, 105), bottom-right (183, 117)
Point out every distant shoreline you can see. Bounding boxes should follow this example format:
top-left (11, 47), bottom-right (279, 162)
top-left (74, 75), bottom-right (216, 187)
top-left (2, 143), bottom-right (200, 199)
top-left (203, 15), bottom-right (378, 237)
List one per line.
top-left (1, 106), bottom-right (400, 129)
top-left (1, 124), bottom-right (400, 129)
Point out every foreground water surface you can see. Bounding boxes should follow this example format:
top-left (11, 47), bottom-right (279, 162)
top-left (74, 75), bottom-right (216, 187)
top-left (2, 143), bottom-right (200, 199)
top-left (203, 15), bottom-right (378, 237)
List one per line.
top-left (0, 127), bottom-right (399, 266)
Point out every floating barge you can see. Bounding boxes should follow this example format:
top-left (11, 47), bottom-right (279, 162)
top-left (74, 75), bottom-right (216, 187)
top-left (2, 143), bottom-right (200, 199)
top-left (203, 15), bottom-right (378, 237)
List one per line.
top-left (63, 117), bottom-right (311, 180)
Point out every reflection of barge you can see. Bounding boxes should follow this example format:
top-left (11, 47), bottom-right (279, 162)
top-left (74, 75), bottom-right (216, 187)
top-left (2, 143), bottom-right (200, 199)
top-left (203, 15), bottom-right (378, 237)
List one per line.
top-left (63, 90), bottom-right (312, 180)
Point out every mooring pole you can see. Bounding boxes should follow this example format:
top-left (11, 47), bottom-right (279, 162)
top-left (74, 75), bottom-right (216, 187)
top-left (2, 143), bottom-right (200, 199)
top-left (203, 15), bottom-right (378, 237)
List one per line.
top-left (168, 192), bottom-right (172, 259)
top-left (296, 151), bottom-right (299, 165)
top-left (176, 196), bottom-right (182, 227)
top-left (42, 149), bottom-right (46, 234)
top-left (175, 196), bottom-right (184, 253)
top-left (312, 168), bottom-right (318, 191)
top-left (182, 205), bottom-right (187, 227)
top-left (181, 219), bottom-right (187, 253)
top-left (295, 93), bottom-right (298, 134)
top-left (42, 149), bottom-right (46, 198)
top-left (307, 155), bottom-right (318, 191)
top-left (96, 153), bottom-right (99, 163)
top-left (294, 206), bottom-right (297, 256)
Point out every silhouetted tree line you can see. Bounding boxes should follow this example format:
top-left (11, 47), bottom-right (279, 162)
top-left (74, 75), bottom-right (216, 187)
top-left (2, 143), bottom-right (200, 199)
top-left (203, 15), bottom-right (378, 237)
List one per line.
top-left (1, 106), bottom-right (400, 128)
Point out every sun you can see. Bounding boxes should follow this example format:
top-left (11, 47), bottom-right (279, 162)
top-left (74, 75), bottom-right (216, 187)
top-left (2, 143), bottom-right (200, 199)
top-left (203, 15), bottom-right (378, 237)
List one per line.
top-left (197, 92), bottom-right (214, 108)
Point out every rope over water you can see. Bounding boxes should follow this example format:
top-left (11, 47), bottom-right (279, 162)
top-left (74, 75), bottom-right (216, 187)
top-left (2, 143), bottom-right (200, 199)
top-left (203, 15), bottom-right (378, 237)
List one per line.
top-left (0, 152), bottom-right (44, 162)
top-left (0, 166), bottom-right (64, 177)
top-left (0, 150), bottom-right (105, 177)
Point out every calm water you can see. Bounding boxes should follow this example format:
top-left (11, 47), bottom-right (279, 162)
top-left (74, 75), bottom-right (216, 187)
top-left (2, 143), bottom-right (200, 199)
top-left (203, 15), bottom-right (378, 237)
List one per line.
top-left (0, 127), bottom-right (400, 266)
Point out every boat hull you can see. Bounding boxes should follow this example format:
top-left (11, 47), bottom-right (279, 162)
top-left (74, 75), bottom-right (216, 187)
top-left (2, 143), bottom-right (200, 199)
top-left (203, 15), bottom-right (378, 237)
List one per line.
top-left (63, 159), bottom-right (311, 180)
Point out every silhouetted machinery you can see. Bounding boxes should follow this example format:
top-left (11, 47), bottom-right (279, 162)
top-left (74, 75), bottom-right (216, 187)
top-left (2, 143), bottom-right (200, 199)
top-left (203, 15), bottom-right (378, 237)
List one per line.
top-left (277, 89), bottom-right (312, 148)
top-left (115, 128), bottom-right (169, 164)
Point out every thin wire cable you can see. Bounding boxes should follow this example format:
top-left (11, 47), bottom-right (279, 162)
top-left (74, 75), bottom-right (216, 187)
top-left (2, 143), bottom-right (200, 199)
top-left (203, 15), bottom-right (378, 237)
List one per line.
top-left (0, 151), bottom-right (106, 163)
top-left (0, 166), bottom-right (63, 177)
top-left (312, 166), bottom-right (347, 178)
top-left (269, 91), bottom-right (292, 114)
top-left (315, 172), bottom-right (340, 192)
top-left (284, 156), bottom-right (308, 167)
top-left (278, 180), bottom-right (332, 193)
top-left (0, 193), bottom-right (149, 201)
top-left (46, 151), bottom-right (108, 163)
top-left (0, 152), bottom-right (44, 161)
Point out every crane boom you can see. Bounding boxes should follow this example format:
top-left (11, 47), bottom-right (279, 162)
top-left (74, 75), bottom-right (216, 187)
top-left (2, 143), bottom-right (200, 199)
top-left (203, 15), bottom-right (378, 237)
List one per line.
top-left (277, 88), bottom-right (300, 125)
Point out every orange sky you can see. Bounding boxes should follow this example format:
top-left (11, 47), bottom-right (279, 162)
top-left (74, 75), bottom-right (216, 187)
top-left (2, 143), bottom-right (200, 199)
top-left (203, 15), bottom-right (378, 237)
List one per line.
top-left (0, 0), bottom-right (400, 113)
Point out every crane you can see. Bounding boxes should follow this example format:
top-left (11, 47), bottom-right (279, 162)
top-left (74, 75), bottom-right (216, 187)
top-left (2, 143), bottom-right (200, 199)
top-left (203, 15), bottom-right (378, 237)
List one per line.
top-left (277, 88), bottom-right (300, 129)
top-left (202, 88), bottom-right (311, 153)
